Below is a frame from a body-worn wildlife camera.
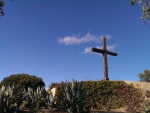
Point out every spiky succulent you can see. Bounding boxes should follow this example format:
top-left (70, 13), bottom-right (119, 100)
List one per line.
top-left (0, 85), bottom-right (27, 113)
top-left (58, 79), bottom-right (89, 113)
top-left (46, 91), bottom-right (54, 108)
top-left (25, 86), bottom-right (47, 109)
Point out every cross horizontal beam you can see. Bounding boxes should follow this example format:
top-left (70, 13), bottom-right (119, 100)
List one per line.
top-left (92, 48), bottom-right (117, 56)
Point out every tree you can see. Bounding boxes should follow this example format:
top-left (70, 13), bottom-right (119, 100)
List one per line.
top-left (0, 0), bottom-right (4, 16)
top-left (138, 69), bottom-right (150, 82)
top-left (130, 0), bottom-right (150, 24)
top-left (0, 73), bottom-right (45, 90)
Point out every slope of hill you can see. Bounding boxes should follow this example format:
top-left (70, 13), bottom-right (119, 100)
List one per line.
top-left (124, 81), bottom-right (150, 91)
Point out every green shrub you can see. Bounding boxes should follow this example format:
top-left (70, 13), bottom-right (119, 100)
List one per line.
top-left (49, 80), bottom-right (143, 111)
top-left (83, 80), bottom-right (128, 110)
top-left (121, 84), bottom-right (144, 113)
top-left (0, 74), bottom-right (45, 90)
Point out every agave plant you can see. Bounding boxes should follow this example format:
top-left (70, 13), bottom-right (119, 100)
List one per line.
top-left (58, 79), bottom-right (89, 113)
top-left (0, 85), bottom-right (28, 113)
top-left (25, 86), bottom-right (47, 109)
top-left (46, 91), bottom-right (55, 108)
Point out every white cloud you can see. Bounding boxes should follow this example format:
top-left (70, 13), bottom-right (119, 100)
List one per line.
top-left (58, 32), bottom-right (111, 45)
top-left (82, 44), bottom-right (116, 54)
top-left (105, 35), bottom-right (112, 39)
top-left (82, 47), bottom-right (93, 54)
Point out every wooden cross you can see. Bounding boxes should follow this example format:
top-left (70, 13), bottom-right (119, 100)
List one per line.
top-left (92, 36), bottom-right (117, 80)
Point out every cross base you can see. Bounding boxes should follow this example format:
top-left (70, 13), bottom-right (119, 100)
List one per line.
top-left (103, 77), bottom-right (109, 80)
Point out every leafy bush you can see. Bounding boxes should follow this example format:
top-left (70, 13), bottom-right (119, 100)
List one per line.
top-left (121, 84), bottom-right (144, 112)
top-left (138, 69), bottom-right (150, 82)
top-left (0, 74), bottom-right (45, 90)
top-left (49, 80), bottom-right (143, 111)
top-left (83, 80), bottom-right (127, 110)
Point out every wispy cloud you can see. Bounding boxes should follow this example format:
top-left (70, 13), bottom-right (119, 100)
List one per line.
top-left (82, 44), bottom-right (116, 54)
top-left (82, 47), bottom-right (93, 54)
top-left (58, 32), bottom-right (111, 45)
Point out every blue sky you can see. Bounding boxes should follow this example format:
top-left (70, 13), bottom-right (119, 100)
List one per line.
top-left (1, 0), bottom-right (150, 88)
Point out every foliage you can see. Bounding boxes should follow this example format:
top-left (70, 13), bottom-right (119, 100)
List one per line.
top-left (55, 79), bottom-right (89, 113)
top-left (0, 74), bottom-right (45, 90)
top-left (0, 0), bottom-right (4, 16)
top-left (48, 81), bottom-right (72, 109)
top-left (121, 84), bottom-right (144, 113)
top-left (49, 80), bottom-right (142, 111)
top-left (0, 85), bottom-right (28, 113)
top-left (19, 86), bottom-right (55, 112)
top-left (140, 91), bottom-right (150, 113)
top-left (48, 82), bottom-right (72, 112)
top-left (0, 78), bottom-right (145, 113)
top-left (24, 86), bottom-right (47, 110)
top-left (138, 69), bottom-right (150, 82)
top-left (48, 82), bottom-right (60, 91)
top-left (83, 80), bottom-right (144, 112)
top-left (81, 80), bottom-right (128, 110)
top-left (130, 0), bottom-right (150, 24)
top-left (46, 91), bottom-right (54, 108)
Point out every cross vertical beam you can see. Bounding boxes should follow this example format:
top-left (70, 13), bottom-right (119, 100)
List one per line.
top-left (102, 37), bottom-right (109, 80)
top-left (92, 36), bottom-right (117, 80)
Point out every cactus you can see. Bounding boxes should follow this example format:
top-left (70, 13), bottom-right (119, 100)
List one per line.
top-left (58, 79), bottom-right (89, 113)
top-left (0, 85), bottom-right (28, 113)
